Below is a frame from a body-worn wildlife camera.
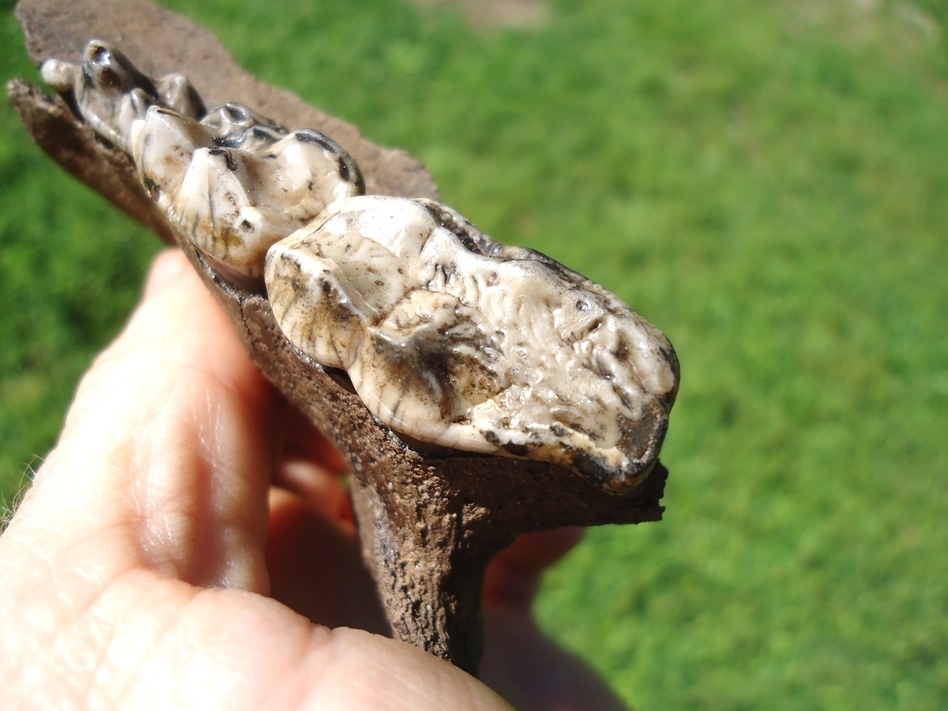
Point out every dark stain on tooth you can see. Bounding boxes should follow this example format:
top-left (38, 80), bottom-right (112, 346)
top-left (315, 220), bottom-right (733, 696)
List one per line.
top-left (225, 103), bottom-right (248, 121)
top-left (142, 175), bottom-right (161, 199)
top-left (208, 147), bottom-right (239, 172)
top-left (338, 156), bottom-right (353, 182)
top-left (502, 441), bottom-right (529, 457)
top-left (91, 44), bottom-right (111, 65)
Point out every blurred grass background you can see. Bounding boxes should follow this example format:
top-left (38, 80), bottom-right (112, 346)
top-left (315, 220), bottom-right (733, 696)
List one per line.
top-left (2, 0), bottom-right (946, 707)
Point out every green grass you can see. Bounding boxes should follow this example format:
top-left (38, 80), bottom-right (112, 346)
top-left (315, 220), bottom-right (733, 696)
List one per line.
top-left (0, 10), bottom-right (163, 507)
top-left (2, 0), bottom-right (946, 708)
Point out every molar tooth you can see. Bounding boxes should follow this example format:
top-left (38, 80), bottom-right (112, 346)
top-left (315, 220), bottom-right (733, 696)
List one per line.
top-left (154, 72), bottom-right (206, 120)
top-left (201, 102), bottom-right (286, 149)
top-left (266, 195), bottom-right (678, 492)
top-left (133, 107), bottom-right (212, 207)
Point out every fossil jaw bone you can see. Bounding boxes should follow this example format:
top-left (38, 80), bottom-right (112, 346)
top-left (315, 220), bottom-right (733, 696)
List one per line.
top-left (42, 40), bottom-right (679, 493)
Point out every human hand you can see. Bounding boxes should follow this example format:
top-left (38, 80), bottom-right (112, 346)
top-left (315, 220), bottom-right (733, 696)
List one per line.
top-left (0, 249), bottom-right (626, 710)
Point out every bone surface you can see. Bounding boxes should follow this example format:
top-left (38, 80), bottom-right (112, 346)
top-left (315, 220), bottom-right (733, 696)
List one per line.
top-left (42, 39), bottom-right (679, 493)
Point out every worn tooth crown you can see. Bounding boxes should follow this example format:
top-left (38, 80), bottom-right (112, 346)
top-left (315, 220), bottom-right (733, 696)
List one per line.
top-left (47, 39), bottom-right (679, 493)
top-left (129, 106), bottom-right (363, 279)
top-left (265, 196), bottom-right (678, 491)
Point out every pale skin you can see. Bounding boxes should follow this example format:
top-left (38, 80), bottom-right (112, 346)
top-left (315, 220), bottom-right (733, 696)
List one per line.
top-left (0, 249), bottom-right (626, 710)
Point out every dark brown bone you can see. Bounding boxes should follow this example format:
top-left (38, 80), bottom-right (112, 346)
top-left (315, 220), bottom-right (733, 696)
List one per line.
top-left (9, 0), bottom-right (667, 675)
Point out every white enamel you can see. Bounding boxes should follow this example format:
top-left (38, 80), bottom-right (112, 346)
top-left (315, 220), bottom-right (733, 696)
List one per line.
top-left (45, 41), bottom-right (679, 492)
top-left (266, 196), bottom-right (679, 490)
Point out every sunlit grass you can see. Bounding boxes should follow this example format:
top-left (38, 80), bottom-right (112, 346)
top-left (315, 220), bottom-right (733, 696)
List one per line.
top-left (2, 0), bottom-right (946, 707)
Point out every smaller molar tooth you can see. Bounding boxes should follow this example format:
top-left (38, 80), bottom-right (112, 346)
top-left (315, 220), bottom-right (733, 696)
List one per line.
top-left (130, 105), bottom-right (363, 279)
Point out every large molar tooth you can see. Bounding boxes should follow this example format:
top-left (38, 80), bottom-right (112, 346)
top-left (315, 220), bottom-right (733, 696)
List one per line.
top-left (266, 234), bottom-right (364, 369)
top-left (265, 195), bottom-right (679, 493)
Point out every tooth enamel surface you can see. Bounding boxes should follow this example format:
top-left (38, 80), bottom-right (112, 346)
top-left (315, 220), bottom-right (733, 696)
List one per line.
top-left (50, 40), bottom-right (679, 492)
top-left (131, 107), bottom-right (364, 279)
top-left (266, 196), bottom-right (679, 492)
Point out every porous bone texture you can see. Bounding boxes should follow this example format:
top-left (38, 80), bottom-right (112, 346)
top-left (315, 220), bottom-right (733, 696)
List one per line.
top-left (43, 39), bottom-right (679, 493)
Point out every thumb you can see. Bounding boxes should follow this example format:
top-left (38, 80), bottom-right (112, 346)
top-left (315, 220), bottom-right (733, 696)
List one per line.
top-left (9, 248), bottom-right (279, 591)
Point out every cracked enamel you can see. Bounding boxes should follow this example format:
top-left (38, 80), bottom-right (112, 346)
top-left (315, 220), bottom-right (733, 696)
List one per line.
top-left (43, 40), bottom-right (680, 492)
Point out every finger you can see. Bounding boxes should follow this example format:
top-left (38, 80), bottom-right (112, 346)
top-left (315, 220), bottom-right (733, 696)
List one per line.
top-left (483, 528), bottom-right (585, 608)
top-left (142, 245), bottom-right (191, 297)
top-left (266, 488), bottom-right (386, 632)
top-left (86, 585), bottom-right (515, 710)
top-left (481, 606), bottom-right (627, 711)
top-left (2, 551), bottom-right (514, 711)
top-left (273, 456), bottom-right (353, 523)
top-left (9, 249), bottom-right (279, 593)
top-left (273, 404), bottom-right (353, 524)
top-left (281, 403), bottom-right (348, 474)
